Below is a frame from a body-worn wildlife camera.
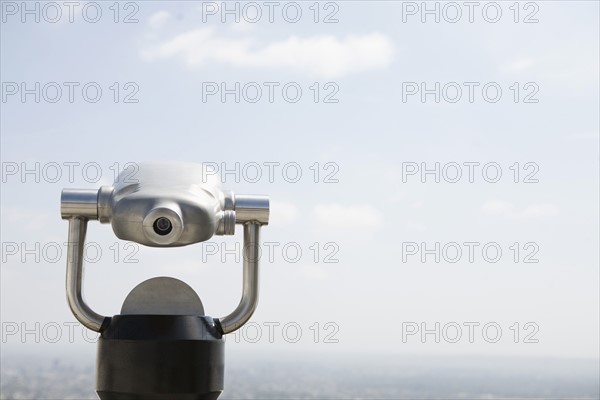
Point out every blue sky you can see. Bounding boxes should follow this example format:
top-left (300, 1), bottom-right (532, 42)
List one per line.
top-left (1, 1), bottom-right (598, 361)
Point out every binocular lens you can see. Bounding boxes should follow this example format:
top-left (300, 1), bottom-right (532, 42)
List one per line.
top-left (153, 217), bottom-right (173, 235)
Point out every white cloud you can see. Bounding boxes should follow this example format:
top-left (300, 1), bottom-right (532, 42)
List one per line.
top-left (270, 201), bottom-right (299, 225)
top-left (299, 264), bottom-right (328, 281)
top-left (481, 200), bottom-right (513, 215)
top-left (312, 203), bottom-right (384, 231)
top-left (497, 47), bottom-right (598, 87)
top-left (231, 20), bottom-right (257, 32)
top-left (500, 57), bottom-right (535, 73)
top-left (141, 29), bottom-right (394, 78)
top-left (482, 200), bottom-right (559, 219)
top-left (148, 10), bottom-right (171, 29)
top-left (518, 203), bottom-right (560, 218)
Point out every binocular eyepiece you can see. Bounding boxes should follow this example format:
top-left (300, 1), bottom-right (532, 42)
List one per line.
top-left (153, 217), bottom-right (172, 235)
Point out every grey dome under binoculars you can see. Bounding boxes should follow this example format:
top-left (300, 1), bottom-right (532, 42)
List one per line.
top-left (60, 162), bottom-right (270, 399)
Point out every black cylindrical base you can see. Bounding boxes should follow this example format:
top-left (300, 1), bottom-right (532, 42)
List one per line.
top-left (96, 315), bottom-right (224, 400)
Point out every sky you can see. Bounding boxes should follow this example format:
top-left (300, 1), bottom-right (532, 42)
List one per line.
top-left (0, 1), bottom-right (598, 363)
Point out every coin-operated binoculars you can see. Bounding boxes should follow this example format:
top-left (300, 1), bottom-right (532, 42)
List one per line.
top-left (60, 163), bottom-right (269, 400)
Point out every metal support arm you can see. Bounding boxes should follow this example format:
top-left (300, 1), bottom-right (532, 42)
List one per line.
top-left (217, 222), bottom-right (261, 334)
top-left (66, 217), bottom-right (108, 332)
top-left (217, 194), bottom-right (268, 334)
top-left (62, 189), bottom-right (108, 332)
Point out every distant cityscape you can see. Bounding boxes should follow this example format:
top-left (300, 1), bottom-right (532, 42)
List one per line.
top-left (1, 353), bottom-right (599, 399)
